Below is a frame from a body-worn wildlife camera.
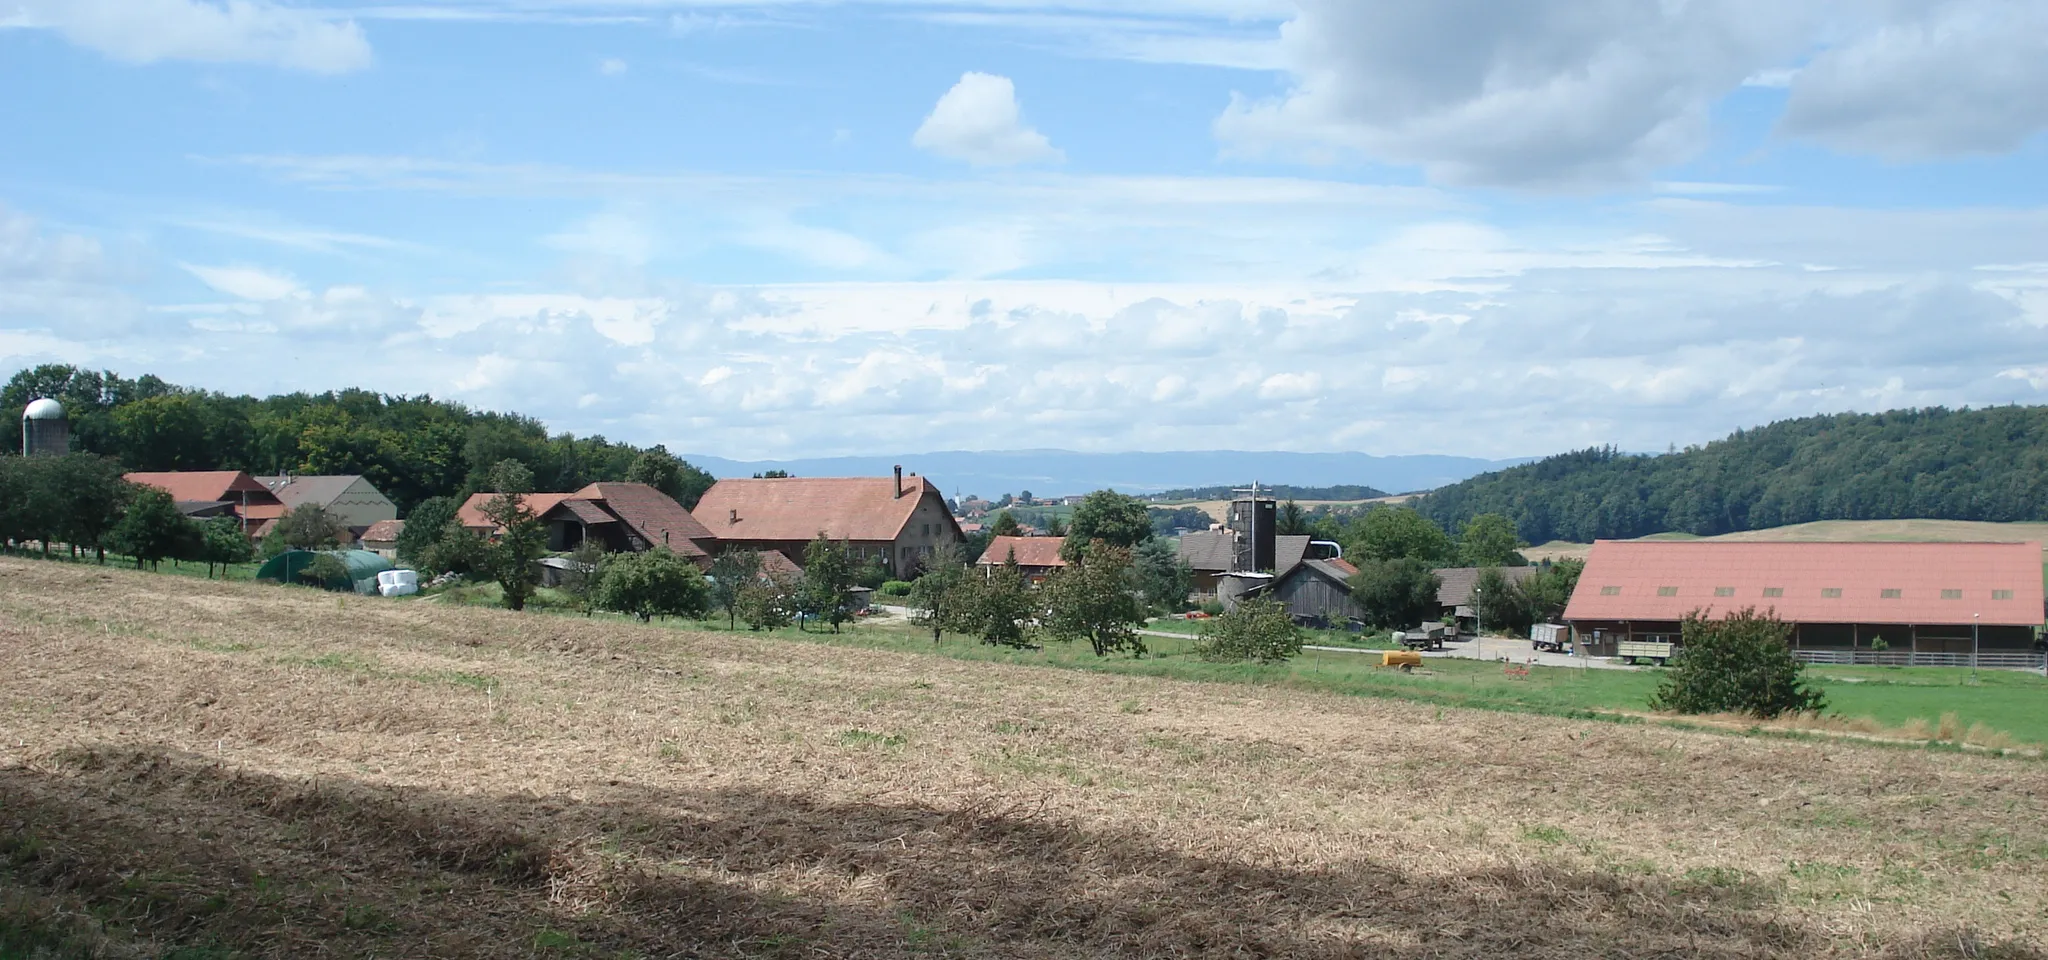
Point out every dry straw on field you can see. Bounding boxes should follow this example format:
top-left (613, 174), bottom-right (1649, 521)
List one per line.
top-left (1, 558), bottom-right (2044, 958)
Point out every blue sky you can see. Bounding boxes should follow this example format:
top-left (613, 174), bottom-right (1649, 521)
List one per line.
top-left (2, 0), bottom-right (2045, 460)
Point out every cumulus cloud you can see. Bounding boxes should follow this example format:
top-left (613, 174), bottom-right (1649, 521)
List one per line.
top-left (182, 263), bottom-right (302, 301)
top-left (5, 0), bottom-right (373, 73)
top-left (913, 72), bottom-right (1064, 166)
top-left (1215, 0), bottom-right (2047, 187)
top-left (1779, 0), bottom-right (2048, 157)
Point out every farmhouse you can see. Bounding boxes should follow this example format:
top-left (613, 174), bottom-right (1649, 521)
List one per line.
top-left (1179, 531), bottom-right (1318, 595)
top-left (124, 471), bottom-right (284, 533)
top-left (974, 535), bottom-right (1067, 583)
top-left (1433, 565), bottom-right (1540, 632)
top-left (1564, 540), bottom-right (2046, 663)
top-left (456, 484), bottom-right (715, 561)
top-left (456, 492), bottom-right (575, 535)
top-left (692, 467), bottom-right (963, 574)
top-left (256, 475), bottom-right (398, 531)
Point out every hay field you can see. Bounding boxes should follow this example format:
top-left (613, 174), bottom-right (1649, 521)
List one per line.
top-left (2, 559), bottom-right (2045, 958)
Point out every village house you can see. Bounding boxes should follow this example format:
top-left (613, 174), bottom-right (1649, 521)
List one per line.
top-left (1433, 565), bottom-right (1541, 634)
top-left (974, 535), bottom-right (1067, 584)
top-left (358, 519), bottom-right (405, 559)
top-left (456, 483), bottom-right (716, 562)
top-left (1564, 540), bottom-right (2047, 664)
top-left (691, 467), bottom-right (964, 574)
top-left (257, 475), bottom-right (398, 533)
top-left (124, 471), bottom-right (285, 533)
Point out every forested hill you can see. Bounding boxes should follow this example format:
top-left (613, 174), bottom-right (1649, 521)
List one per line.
top-left (1414, 407), bottom-right (2048, 544)
top-left (1, 365), bottom-right (711, 514)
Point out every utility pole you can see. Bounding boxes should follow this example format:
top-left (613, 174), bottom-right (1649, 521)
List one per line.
top-left (1972, 612), bottom-right (1980, 684)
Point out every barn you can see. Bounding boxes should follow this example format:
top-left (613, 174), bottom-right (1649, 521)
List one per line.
top-left (1564, 540), bottom-right (2045, 666)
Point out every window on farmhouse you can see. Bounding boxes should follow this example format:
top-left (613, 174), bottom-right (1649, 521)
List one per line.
top-left (1714, 587), bottom-right (1735, 597)
top-left (1994, 589), bottom-right (2015, 600)
top-left (1941, 589), bottom-right (1963, 599)
top-left (1762, 587), bottom-right (1784, 598)
top-left (1821, 588), bottom-right (1843, 598)
top-left (1656, 586), bottom-right (1678, 597)
top-left (1881, 588), bottom-right (1902, 599)
top-left (1599, 586), bottom-right (1621, 596)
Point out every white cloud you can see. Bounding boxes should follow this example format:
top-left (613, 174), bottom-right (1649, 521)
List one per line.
top-left (598, 57), bottom-right (628, 76)
top-left (5, 0), bottom-right (373, 73)
top-left (182, 263), bottom-right (302, 300)
top-left (1215, 0), bottom-right (1812, 188)
top-left (913, 72), bottom-right (1064, 167)
top-left (1779, 0), bottom-right (2048, 157)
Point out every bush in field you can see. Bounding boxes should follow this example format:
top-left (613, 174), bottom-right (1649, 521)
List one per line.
top-left (1650, 608), bottom-right (1826, 719)
top-left (708, 550), bottom-right (763, 629)
top-left (948, 554), bottom-right (1035, 649)
top-left (592, 548), bottom-right (710, 622)
top-left (737, 573), bottom-right (797, 631)
top-left (1195, 597), bottom-right (1303, 664)
top-left (198, 515), bottom-right (253, 577)
top-left (879, 580), bottom-right (914, 598)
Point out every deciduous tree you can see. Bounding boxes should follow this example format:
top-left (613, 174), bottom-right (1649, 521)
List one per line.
top-left (1650, 608), bottom-right (1826, 719)
top-left (708, 549), bottom-right (763, 630)
top-left (110, 486), bottom-right (198, 570)
top-left (199, 515), bottom-right (254, 578)
top-left (908, 541), bottom-right (967, 644)
top-left (1458, 513), bottom-right (1526, 567)
top-left (1350, 507), bottom-right (1456, 565)
top-left (1042, 541), bottom-right (1145, 657)
top-left (592, 548), bottom-right (710, 622)
top-left (1347, 558), bottom-right (1442, 630)
top-left (275, 503), bottom-right (347, 551)
top-left (1196, 596), bottom-right (1303, 664)
top-left (1060, 490), bottom-right (1151, 561)
top-left (797, 534), bottom-right (856, 632)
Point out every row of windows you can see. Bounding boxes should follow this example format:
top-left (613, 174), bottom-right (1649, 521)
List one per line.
top-left (1602, 586), bottom-right (2016, 600)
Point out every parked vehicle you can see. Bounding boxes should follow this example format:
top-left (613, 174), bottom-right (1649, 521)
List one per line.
top-left (1530, 622), bottom-right (1570, 653)
top-left (1617, 639), bottom-right (1675, 665)
top-left (1399, 621), bottom-right (1448, 651)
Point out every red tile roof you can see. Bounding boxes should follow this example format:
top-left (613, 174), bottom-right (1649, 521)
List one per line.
top-left (565, 482), bottom-right (715, 557)
top-left (692, 475), bottom-right (956, 544)
top-left (457, 492), bottom-right (573, 532)
top-left (976, 536), bottom-right (1068, 568)
top-left (1564, 540), bottom-right (2046, 627)
top-left (125, 471), bottom-right (276, 505)
top-left (360, 519), bottom-right (405, 544)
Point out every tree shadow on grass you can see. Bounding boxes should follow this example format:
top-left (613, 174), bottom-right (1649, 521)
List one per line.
top-left (0, 744), bottom-right (2036, 959)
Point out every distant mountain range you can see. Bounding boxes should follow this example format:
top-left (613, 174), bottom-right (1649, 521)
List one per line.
top-left (682, 450), bottom-right (1534, 498)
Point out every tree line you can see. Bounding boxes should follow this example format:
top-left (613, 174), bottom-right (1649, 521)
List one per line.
top-left (3, 364), bottom-right (715, 515)
top-left (1413, 406), bottom-right (2048, 544)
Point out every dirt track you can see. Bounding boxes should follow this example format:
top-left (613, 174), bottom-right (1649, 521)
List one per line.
top-left (2, 558), bottom-right (2044, 958)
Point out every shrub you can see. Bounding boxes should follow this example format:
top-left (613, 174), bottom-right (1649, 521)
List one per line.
top-left (1195, 597), bottom-right (1303, 664)
top-left (737, 573), bottom-right (797, 631)
top-left (1650, 608), bottom-right (1826, 719)
top-left (879, 580), bottom-right (915, 597)
top-left (592, 549), bottom-right (711, 622)
top-left (1198, 598), bottom-right (1224, 617)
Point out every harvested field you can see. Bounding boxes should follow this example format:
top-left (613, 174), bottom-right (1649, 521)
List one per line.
top-left (2, 559), bottom-right (2045, 958)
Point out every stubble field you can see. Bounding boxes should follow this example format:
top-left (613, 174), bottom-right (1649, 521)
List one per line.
top-left (1, 558), bottom-right (2044, 958)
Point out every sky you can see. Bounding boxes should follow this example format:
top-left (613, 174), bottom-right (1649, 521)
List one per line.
top-left (1, 0), bottom-right (2045, 461)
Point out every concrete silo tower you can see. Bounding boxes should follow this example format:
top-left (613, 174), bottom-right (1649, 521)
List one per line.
top-left (21, 398), bottom-right (70, 457)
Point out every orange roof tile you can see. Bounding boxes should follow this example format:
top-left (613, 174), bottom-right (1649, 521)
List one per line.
top-left (1563, 540), bottom-right (2046, 627)
top-left (692, 475), bottom-right (957, 544)
top-left (125, 471), bottom-right (276, 505)
top-left (457, 492), bottom-right (573, 532)
top-left (560, 482), bottom-right (714, 558)
top-left (361, 519), bottom-right (405, 544)
top-left (976, 536), bottom-right (1068, 568)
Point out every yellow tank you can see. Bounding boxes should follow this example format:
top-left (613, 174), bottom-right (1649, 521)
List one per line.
top-left (1380, 650), bottom-right (1423, 669)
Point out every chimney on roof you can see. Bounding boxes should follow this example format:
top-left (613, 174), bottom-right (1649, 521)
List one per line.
top-left (728, 509), bottom-right (738, 525)
top-left (894, 465), bottom-right (904, 499)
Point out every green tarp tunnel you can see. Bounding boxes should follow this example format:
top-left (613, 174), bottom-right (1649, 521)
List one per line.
top-left (255, 549), bottom-right (396, 594)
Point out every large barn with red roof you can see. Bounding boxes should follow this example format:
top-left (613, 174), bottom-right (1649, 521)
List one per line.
top-left (691, 468), bottom-right (963, 574)
top-left (1563, 540), bottom-right (2045, 659)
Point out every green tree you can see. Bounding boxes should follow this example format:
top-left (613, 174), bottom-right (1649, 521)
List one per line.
top-left (275, 503), bottom-right (348, 551)
top-left (112, 393), bottom-right (217, 471)
top-left (198, 515), bottom-right (254, 578)
top-left (1514, 558), bottom-right (1584, 624)
top-left (952, 554), bottom-right (1036, 648)
top-left (1348, 558), bottom-right (1443, 630)
top-left (1041, 541), bottom-right (1146, 657)
top-left (1196, 596), bottom-right (1304, 664)
top-left (110, 486), bottom-right (198, 570)
top-left (797, 534), bottom-right (856, 632)
top-left (1650, 608), bottom-right (1826, 719)
top-left (0, 457), bottom-right (27, 550)
top-left (988, 511), bottom-right (1022, 538)
top-left (1458, 513), bottom-right (1526, 567)
top-left (906, 541), bottom-right (968, 644)
top-left (395, 496), bottom-right (459, 568)
top-left (45, 455), bottom-right (132, 563)
top-left (1276, 500), bottom-right (1309, 536)
top-left (1133, 537), bottom-right (1193, 614)
top-left (737, 572), bottom-right (796, 630)
top-left (480, 490), bottom-right (546, 611)
top-left (1060, 490), bottom-right (1152, 561)
top-left (1471, 566), bottom-right (1534, 636)
top-left (301, 552), bottom-right (351, 589)
top-left (558, 539), bottom-right (605, 612)
top-left (625, 448), bottom-right (716, 509)
top-left (592, 548), bottom-right (711, 622)
top-left (708, 550), bottom-right (764, 629)
top-left (1351, 507), bottom-right (1456, 565)
top-left (486, 457), bottom-right (535, 496)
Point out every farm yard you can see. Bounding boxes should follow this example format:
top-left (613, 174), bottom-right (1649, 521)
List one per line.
top-left (3, 559), bottom-right (2047, 958)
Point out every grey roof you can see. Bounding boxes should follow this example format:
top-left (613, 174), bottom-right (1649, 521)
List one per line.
top-left (1432, 565), bottom-right (1540, 608)
top-left (1177, 530), bottom-right (1234, 572)
top-left (257, 475), bottom-right (368, 509)
top-left (1275, 535), bottom-right (1311, 575)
